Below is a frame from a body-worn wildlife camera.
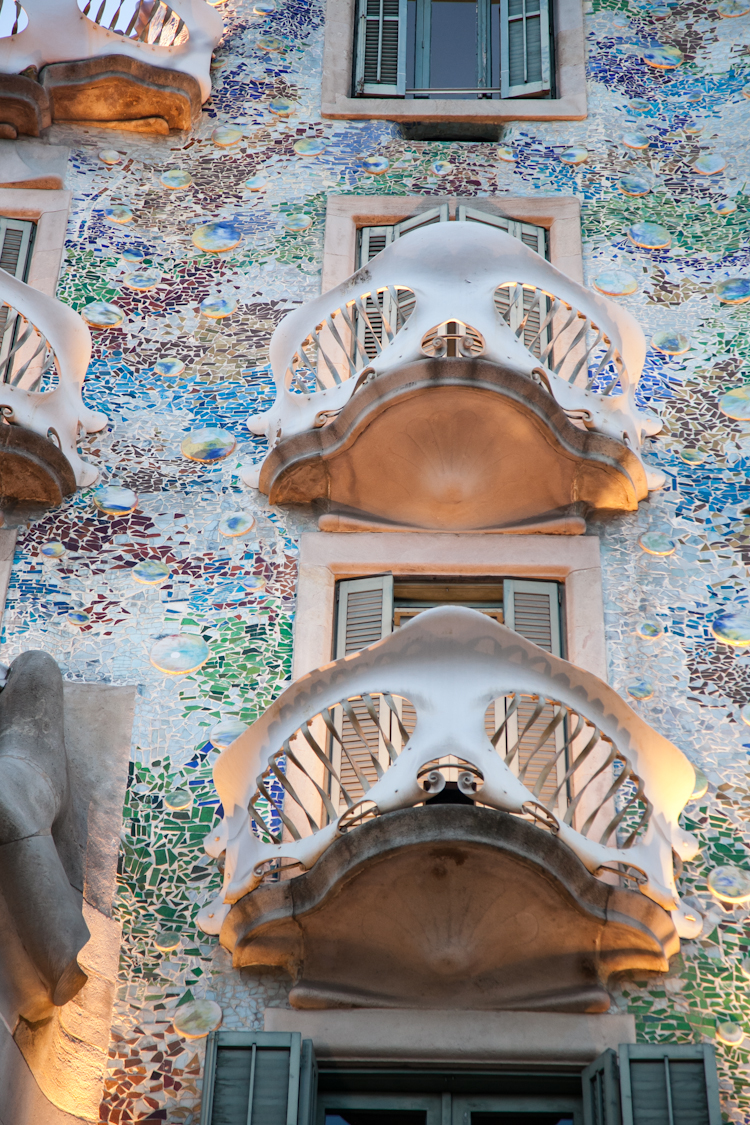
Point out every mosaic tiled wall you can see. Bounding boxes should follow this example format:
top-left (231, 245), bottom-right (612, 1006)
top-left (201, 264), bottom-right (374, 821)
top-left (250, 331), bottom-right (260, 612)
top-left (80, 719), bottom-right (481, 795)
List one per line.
top-left (6, 0), bottom-right (750, 1118)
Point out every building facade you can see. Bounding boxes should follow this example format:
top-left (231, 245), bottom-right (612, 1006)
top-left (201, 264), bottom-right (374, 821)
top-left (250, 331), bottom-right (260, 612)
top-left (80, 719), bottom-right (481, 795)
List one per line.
top-left (1, 0), bottom-right (750, 1121)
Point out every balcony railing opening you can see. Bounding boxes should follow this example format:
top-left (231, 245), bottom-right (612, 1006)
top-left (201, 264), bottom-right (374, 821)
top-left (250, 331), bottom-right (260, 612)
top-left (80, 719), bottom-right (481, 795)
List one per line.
top-left (0, 0), bottom-right (28, 35)
top-left (77, 0), bottom-right (189, 46)
top-left (246, 686), bottom-right (652, 890)
top-left (0, 300), bottom-right (56, 392)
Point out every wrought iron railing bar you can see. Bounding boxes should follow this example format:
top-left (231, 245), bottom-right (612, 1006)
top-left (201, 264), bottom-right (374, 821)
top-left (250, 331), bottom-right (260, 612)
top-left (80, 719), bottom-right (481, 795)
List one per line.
top-left (600, 356), bottom-right (626, 396)
top-left (308, 325), bottom-right (343, 386)
top-left (505, 697), bottom-right (547, 769)
top-left (125, 0), bottom-right (142, 36)
top-left (297, 340), bottom-right (329, 392)
top-left (490, 692), bottom-right (521, 748)
top-left (137, 0), bottom-right (161, 42)
top-left (585, 339), bottom-right (617, 390)
top-left (382, 692), bottom-right (410, 748)
top-left (251, 775), bottom-right (294, 840)
top-left (296, 725), bottom-right (340, 822)
top-left (324, 313), bottom-right (358, 378)
top-left (561, 318), bottom-right (593, 385)
top-left (580, 759), bottom-right (638, 841)
top-left (567, 323), bottom-right (606, 387)
top-left (284, 741), bottom-right (337, 825)
top-left (564, 740), bottom-right (621, 829)
top-left (548, 307), bottom-right (581, 375)
top-left (351, 296), bottom-right (384, 356)
top-left (340, 698), bottom-right (383, 781)
top-left (516, 706), bottom-right (567, 782)
top-left (248, 798), bottom-right (281, 844)
top-left (9, 334), bottom-right (47, 387)
top-left (558, 725), bottom-right (606, 826)
top-left (268, 753), bottom-right (320, 834)
top-left (339, 302), bottom-right (373, 368)
top-left (369, 290), bottom-right (395, 345)
top-left (360, 692), bottom-right (399, 764)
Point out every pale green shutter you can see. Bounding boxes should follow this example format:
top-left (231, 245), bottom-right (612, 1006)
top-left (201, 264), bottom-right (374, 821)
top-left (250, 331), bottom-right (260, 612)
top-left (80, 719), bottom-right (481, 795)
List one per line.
top-left (582, 1049), bottom-right (622, 1125)
top-left (0, 217), bottom-right (35, 385)
top-left (457, 208), bottom-right (550, 359)
top-left (354, 0), bottom-right (407, 96)
top-left (618, 1044), bottom-right (721, 1125)
top-left (502, 579), bottom-right (565, 809)
top-left (333, 575), bottom-right (395, 805)
top-left (354, 207), bottom-right (449, 359)
top-left (200, 1031), bottom-right (316, 1125)
top-left (500, 0), bottom-right (551, 98)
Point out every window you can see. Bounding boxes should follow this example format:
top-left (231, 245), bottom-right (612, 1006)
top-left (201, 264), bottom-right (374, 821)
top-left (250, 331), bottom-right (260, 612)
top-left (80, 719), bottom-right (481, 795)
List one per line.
top-left (355, 0), bottom-right (551, 98)
top-left (332, 573), bottom-right (565, 810)
top-left (199, 1036), bottom-right (723, 1125)
top-left (0, 216), bottom-right (35, 385)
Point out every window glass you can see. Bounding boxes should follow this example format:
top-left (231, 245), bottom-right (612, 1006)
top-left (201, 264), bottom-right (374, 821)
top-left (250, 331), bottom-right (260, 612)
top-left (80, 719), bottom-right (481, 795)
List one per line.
top-left (471, 1117), bottom-right (573, 1125)
top-left (430, 0), bottom-right (478, 90)
top-left (327, 1116), bottom-right (428, 1125)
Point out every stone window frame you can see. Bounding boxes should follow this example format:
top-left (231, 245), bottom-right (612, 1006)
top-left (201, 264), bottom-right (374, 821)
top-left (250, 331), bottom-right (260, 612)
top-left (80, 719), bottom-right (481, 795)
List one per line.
top-left (0, 187), bottom-right (72, 299)
top-left (321, 0), bottom-right (586, 123)
top-left (293, 531), bottom-right (608, 832)
top-left (321, 193), bottom-right (583, 292)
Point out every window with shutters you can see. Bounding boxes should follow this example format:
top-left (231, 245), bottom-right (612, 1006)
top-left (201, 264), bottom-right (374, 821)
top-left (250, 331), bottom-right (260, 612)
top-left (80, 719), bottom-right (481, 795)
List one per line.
top-left (0, 216), bottom-right (35, 385)
top-left (201, 1031), bottom-right (317, 1125)
top-left (582, 1045), bottom-right (722, 1125)
top-left (354, 0), bottom-right (552, 97)
top-left (331, 573), bottom-right (565, 812)
top-left (355, 206), bottom-right (550, 360)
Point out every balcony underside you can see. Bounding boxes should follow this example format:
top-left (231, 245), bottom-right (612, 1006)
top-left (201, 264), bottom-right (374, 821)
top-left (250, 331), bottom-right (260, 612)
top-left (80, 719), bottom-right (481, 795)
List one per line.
top-left (0, 423), bottom-right (76, 507)
top-left (223, 805), bottom-right (678, 1013)
top-left (0, 56), bottom-right (201, 137)
top-left (259, 359), bottom-right (648, 534)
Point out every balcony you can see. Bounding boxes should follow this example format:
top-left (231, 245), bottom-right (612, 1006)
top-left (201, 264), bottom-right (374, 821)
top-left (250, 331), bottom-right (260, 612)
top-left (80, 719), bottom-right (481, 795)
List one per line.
top-left (197, 607), bottom-right (704, 1012)
top-left (0, 267), bottom-right (105, 504)
top-left (0, 0), bottom-right (222, 137)
top-left (247, 221), bottom-right (664, 533)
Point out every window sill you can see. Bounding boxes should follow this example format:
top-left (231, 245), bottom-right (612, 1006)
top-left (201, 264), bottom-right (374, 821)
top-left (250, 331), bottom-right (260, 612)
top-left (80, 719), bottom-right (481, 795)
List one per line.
top-left (321, 91), bottom-right (587, 122)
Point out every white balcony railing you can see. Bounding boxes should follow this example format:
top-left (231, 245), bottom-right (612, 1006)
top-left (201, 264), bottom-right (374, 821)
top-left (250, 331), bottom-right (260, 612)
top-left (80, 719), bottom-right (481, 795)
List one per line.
top-left (248, 222), bottom-right (664, 490)
top-left (0, 0), bottom-right (222, 102)
top-left (198, 607), bottom-right (703, 940)
top-left (0, 268), bottom-right (106, 486)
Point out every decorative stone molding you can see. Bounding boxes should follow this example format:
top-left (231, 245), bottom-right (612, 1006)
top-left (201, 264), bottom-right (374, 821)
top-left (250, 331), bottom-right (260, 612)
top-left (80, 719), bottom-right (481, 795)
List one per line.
top-left (0, 266), bottom-right (106, 495)
top-left (198, 606), bottom-right (703, 943)
top-left (260, 357), bottom-right (648, 533)
top-left (0, 0), bottom-right (222, 135)
top-left (247, 221), bottom-right (665, 520)
top-left (225, 805), bottom-right (678, 1013)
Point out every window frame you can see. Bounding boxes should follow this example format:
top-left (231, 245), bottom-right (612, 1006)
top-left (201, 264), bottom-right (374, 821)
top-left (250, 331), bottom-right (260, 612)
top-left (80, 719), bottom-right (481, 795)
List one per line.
top-left (293, 532), bottom-right (608, 837)
top-left (321, 194), bottom-right (582, 293)
top-left (322, 0), bottom-right (585, 122)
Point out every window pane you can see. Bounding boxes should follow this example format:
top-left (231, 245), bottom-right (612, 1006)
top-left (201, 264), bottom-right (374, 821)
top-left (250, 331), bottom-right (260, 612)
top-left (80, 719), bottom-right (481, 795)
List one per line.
top-left (406, 0), bottom-right (416, 88)
top-left (490, 0), bottom-right (500, 87)
top-left (430, 0), bottom-right (477, 89)
top-left (471, 1116), bottom-right (573, 1125)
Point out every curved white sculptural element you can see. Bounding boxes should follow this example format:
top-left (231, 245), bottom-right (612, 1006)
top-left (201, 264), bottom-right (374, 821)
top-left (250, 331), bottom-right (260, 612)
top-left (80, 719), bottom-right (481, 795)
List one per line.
top-left (0, 267), bottom-right (106, 486)
top-left (198, 606), bottom-right (702, 940)
top-left (0, 0), bottom-right (222, 102)
top-left (247, 222), bottom-right (664, 490)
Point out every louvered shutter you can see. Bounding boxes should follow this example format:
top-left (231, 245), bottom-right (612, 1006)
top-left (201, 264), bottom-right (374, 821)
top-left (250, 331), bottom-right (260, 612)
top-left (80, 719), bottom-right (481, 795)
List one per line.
top-left (200, 1031), bottom-right (316, 1125)
top-left (618, 1044), bottom-right (721, 1125)
top-left (500, 0), bottom-right (551, 98)
top-left (0, 217), bottom-right (35, 384)
top-left (582, 1049), bottom-right (622, 1125)
top-left (354, 207), bottom-right (449, 360)
top-left (354, 0), bottom-right (407, 95)
top-left (333, 575), bottom-right (394, 805)
top-left (457, 207), bottom-right (549, 358)
top-left (501, 579), bottom-right (565, 810)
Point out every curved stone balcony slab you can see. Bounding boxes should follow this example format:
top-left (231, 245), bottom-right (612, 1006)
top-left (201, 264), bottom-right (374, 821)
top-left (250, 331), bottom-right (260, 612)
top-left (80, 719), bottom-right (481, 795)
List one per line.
top-left (198, 605), bottom-right (704, 942)
top-left (0, 420), bottom-right (76, 505)
top-left (0, 0), bottom-right (222, 135)
top-left (259, 357), bottom-right (649, 534)
top-left (247, 221), bottom-right (664, 492)
top-left (0, 266), bottom-right (106, 495)
top-left (223, 805), bottom-right (679, 1013)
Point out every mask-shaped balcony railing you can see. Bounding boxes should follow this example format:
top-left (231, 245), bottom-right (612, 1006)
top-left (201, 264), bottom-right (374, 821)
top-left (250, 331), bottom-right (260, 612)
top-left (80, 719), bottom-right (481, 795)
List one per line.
top-left (0, 0), bottom-right (222, 130)
top-left (198, 606), bottom-right (702, 940)
top-left (0, 268), bottom-right (105, 487)
top-left (248, 223), bottom-right (664, 490)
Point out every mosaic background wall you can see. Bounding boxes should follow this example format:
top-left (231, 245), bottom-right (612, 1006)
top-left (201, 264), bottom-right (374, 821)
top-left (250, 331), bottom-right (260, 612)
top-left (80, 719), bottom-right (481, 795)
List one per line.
top-left (6, 0), bottom-right (750, 1119)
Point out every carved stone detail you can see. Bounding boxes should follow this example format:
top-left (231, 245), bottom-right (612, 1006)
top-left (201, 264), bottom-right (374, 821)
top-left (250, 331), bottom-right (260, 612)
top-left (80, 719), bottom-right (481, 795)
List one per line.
top-left (224, 806), bottom-right (679, 1013)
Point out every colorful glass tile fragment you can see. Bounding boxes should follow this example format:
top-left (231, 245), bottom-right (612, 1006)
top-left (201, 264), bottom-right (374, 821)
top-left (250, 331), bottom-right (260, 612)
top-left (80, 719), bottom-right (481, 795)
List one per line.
top-left (210, 719), bottom-right (250, 749)
top-left (181, 428), bottom-right (236, 462)
top-left (638, 531), bottom-right (676, 555)
top-left (717, 1022), bottom-right (745, 1046)
top-left (592, 270), bottom-right (638, 296)
top-left (192, 220), bottom-right (242, 253)
top-left (628, 221), bottom-right (671, 249)
top-left (67, 611), bottom-right (90, 627)
top-left (627, 678), bottom-right (654, 700)
top-left (173, 999), bottom-right (222, 1038)
top-left (636, 619), bottom-right (663, 639)
top-left (99, 149), bottom-right (121, 165)
top-left (93, 485), bottom-right (138, 515)
top-left (496, 147), bottom-right (515, 162)
top-left (618, 174), bottom-right (651, 196)
top-left (283, 213), bottom-right (312, 231)
top-left (293, 138), bottom-right (326, 156)
top-left (711, 199), bottom-right (737, 216)
top-left (707, 865), bottom-right (750, 903)
top-left (132, 560), bottom-right (171, 585)
top-left (679, 448), bottom-right (706, 465)
top-left (212, 125), bottom-right (242, 146)
top-left (692, 154), bottom-right (727, 176)
top-left (690, 767), bottom-right (709, 800)
top-left (40, 542), bottom-right (66, 558)
top-left (622, 131), bottom-right (650, 150)
top-left (719, 386), bottom-right (750, 418)
top-left (123, 268), bottom-right (161, 291)
top-left (218, 512), bottom-right (256, 537)
top-left (711, 608), bottom-right (750, 647)
top-left (362, 156), bottom-right (390, 174)
top-left (641, 44), bottom-right (683, 67)
top-left (716, 278), bottom-right (750, 304)
top-left (559, 146), bottom-right (588, 165)
top-left (268, 97), bottom-right (293, 115)
top-left (160, 168), bottom-right (192, 189)
top-left (150, 634), bottom-right (210, 675)
top-left (244, 175), bottom-right (268, 191)
top-left (104, 205), bottom-right (133, 224)
top-left (200, 295), bottom-right (236, 318)
top-left (81, 301), bottom-right (124, 328)
top-left (165, 788), bottom-right (193, 810)
top-left (154, 357), bottom-right (186, 377)
top-left (154, 931), bottom-right (182, 952)
top-left (652, 331), bottom-right (689, 355)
